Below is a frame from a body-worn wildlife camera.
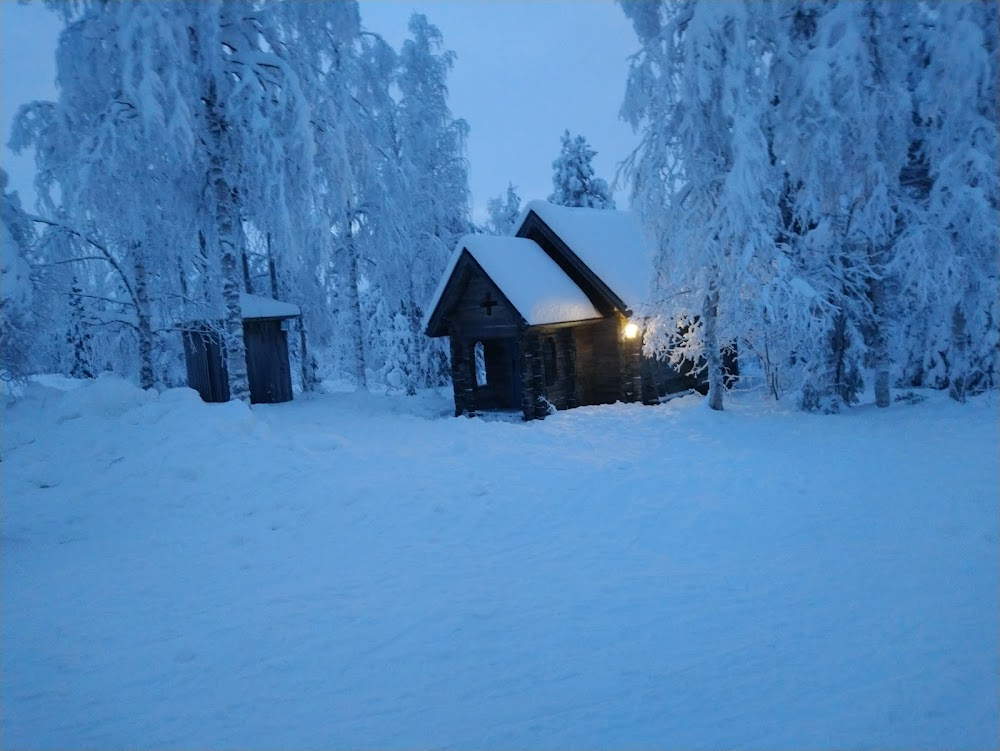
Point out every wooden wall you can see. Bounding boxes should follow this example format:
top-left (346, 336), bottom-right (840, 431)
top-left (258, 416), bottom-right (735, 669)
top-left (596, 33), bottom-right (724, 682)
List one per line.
top-left (512, 317), bottom-right (643, 419)
top-left (182, 319), bottom-right (294, 405)
top-left (435, 252), bottom-right (738, 419)
top-left (244, 320), bottom-right (293, 404)
top-left (183, 329), bottom-right (230, 403)
top-left (571, 317), bottom-right (626, 406)
top-left (516, 328), bottom-right (578, 418)
top-left (440, 259), bottom-right (521, 341)
top-left (447, 315), bottom-right (730, 420)
top-left (449, 334), bottom-right (475, 416)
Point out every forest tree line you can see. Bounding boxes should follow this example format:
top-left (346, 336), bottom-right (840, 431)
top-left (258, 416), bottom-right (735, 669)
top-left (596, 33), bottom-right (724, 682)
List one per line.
top-left (2, 0), bottom-right (470, 398)
top-left (1, 0), bottom-right (997, 411)
top-left (622, 0), bottom-right (998, 410)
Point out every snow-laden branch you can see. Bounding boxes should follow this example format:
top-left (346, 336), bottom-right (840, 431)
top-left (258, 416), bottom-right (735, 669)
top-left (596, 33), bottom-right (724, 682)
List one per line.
top-left (24, 214), bottom-right (138, 308)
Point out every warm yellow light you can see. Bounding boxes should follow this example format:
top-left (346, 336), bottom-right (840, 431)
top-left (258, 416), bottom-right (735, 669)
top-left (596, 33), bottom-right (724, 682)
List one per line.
top-left (623, 322), bottom-right (639, 339)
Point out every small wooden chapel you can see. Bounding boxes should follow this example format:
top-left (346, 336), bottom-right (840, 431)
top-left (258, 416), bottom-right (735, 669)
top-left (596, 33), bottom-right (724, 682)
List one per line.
top-left (425, 200), bottom-right (712, 420)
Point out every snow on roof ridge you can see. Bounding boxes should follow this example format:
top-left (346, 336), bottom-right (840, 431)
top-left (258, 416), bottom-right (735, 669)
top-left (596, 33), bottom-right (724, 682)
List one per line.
top-left (515, 200), bottom-right (653, 312)
top-left (238, 292), bottom-right (300, 320)
top-left (424, 233), bottom-right (479, 331)
top-left (425, 234), bottom-right (601, 331)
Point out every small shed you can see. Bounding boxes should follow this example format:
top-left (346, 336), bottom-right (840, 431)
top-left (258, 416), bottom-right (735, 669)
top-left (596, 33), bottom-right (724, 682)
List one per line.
top-left (181, 293), bottom-right (300, 404)
top-left (425, 200), bottom-right (734, 420)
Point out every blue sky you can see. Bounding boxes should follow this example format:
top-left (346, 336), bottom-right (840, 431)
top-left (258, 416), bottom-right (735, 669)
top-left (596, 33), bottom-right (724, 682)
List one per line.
top-left (0, 1), bottom-right (640, 220)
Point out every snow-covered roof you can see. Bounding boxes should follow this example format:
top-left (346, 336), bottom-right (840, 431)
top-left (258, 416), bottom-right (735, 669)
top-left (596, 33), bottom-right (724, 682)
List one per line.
top-left (516, 200), bottom-right (653, 312)
top-left (239, 293), bottom-right (300, 320)
top-left (177, 293), bottom-right (299, 327)
top-left (426, 235), bottom-right (601, 329)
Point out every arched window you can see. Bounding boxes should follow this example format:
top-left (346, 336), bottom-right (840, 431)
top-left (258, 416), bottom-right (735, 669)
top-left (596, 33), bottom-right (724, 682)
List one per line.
top-left (474, 341), bottom-right (487, 387)
top-left (543, 338), bottom-right (557, 387)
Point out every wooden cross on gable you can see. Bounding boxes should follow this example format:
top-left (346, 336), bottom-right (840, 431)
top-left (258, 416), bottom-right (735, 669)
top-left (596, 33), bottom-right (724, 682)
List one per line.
top-left (480, 292), bottom-right (498, 316)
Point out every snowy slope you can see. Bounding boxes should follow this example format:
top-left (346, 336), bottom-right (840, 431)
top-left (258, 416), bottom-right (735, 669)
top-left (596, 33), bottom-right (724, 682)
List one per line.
top-left (2, 376), bottom-right (997, 748)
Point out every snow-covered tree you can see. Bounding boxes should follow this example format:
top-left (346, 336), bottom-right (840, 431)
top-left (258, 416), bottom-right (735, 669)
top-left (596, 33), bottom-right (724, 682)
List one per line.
top-left (549, 130), bottom-right (615, 209)
top-left (484, 183), bottom-right (522, 235)
top-left (65, 276), bottom-right (95, 379)
top-left (194, 0), bottom-right (333, 402)
top-left (10, 2), bottom-right (472, 397)
top-left (237, 0), bottom-right (361, 393)
top-left (620, 0), bottom-right (996, 410)
top-left (339, 29), bottom-right (401, 392)
top-left (389, 13), bottom-right (470, 392)
top-left (892, 0), bottom-right (999, 401)
top-left (769, 1), bottom-right (911, 411)
top-left (380, 303), bottom-right (417, 395)
top-left (12, 1), bottom-right (362, 398)
top-left (1, 171), bottom-right (37, 383)
top-left (11, 2), bottom-right (199, 388)
top-left (621, 1), bottom-right (782, 411)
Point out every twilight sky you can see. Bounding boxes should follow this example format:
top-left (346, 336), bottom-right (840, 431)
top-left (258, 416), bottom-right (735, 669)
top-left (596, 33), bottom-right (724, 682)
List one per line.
top-left (0, 1), bottom-right (640, 220)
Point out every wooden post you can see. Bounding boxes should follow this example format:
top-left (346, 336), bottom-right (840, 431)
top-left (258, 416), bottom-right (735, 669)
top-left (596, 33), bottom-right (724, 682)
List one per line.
top-left (518, 333), bottom-right (533, 420)
top-left (298, 316), bottom-right (316, 393)
top-left (618, 317), bottom-right (642, 403)
top-left (267, 232), bottom-right (279, 299)
top-left (449, 329), bottom-right (475, 417)
top-left (560, 328), bottom-right (579, 409)
top-left (520, 333), bottom-right (548, 420)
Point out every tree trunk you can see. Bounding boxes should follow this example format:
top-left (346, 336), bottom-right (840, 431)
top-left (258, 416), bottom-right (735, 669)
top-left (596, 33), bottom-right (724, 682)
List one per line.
top-left (266, 232), bottom-right (279, 298)
top-left (241, 245), bottom-right (253, 294)
top-left (177, 255), bottom-right (189, 299)
top-left (133, 248), bottom-right (155, 390)
top-left (870, 274), bottom-right (891, 408)
top-left (703, 286), bottom-right (724, 411)
top-left (205, 79), bottom-right (250, 403)
top-left (68, 277), bottom-right (95, 380)
top-left (298, 316), bottom-right (318, 393)
top-left (237, 215), bottom-right (252, 294)
top-left (874, 368), bottom-right (890, 408)
top-left (344, 217), bottom-right (368, 391)
top-left (949, 304), bottom-right (968, 403)
top-left (196, 230), bottom-right (212, 301)
top-left (406, 299), bottom-right (423, 395)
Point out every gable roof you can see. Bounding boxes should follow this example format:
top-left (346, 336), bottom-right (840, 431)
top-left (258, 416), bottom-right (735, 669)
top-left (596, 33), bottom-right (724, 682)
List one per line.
top-left (514, 200), bottom-right (653, 314)
top-left (424, 235), bottom-right (601, 336)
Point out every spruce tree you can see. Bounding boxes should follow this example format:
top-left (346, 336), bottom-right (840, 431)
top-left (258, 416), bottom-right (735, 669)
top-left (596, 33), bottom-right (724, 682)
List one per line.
top-left (549, 130), bottom-right (615, 209)
top-left (485, 183), bottom-right (522, 235)
top-left (66, 277), bottom-right (95, 379)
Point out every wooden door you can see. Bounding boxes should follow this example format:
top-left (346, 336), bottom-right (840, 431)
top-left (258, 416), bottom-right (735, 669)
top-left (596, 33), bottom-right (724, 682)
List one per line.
top-left (508, 338), bottom-right (523, 408)
top-left (244, 320), bottom-right (293, 404)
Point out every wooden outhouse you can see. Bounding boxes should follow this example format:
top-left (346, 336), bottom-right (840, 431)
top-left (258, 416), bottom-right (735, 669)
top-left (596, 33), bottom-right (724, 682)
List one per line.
top-left (425, 200), bottom-right (725, 420)
top-left (181, 293), bottom-right (300, 404)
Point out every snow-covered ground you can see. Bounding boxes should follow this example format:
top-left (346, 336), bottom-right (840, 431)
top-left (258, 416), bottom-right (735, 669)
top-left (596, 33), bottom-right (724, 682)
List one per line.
top-left (2, 375), bottom-right (997, 749)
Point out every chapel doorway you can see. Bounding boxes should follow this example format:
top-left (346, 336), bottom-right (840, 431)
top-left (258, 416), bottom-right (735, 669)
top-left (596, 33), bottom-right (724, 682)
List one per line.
top-left (472, 337), bottom-right (522, 410)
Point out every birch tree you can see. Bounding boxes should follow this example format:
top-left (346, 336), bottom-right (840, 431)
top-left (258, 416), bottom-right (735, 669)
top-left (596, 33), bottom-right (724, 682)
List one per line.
top-left (11, 1), bottom-right (200, 389)
top-left (0, 171), bottom-right (37, 383)
top-left (395, 13), bottom-right (471, 390)
top-left (771, 1), bottom-right (910, 411)
top-left (621, 0), bottom-right (782, 411)
top-left (893, 0), bottom-right (999, 401)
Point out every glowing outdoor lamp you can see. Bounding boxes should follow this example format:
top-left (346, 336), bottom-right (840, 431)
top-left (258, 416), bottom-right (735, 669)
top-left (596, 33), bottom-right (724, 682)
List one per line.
top-left (623, 321), bottom-right (639, 340)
